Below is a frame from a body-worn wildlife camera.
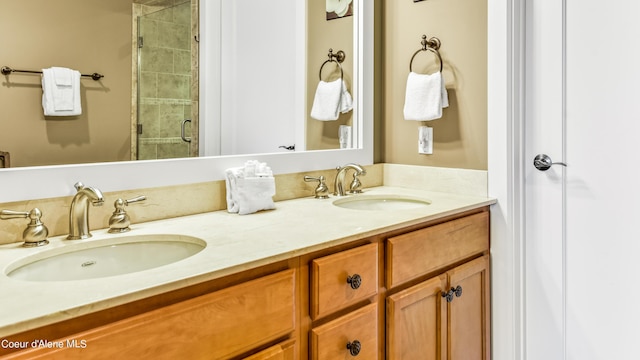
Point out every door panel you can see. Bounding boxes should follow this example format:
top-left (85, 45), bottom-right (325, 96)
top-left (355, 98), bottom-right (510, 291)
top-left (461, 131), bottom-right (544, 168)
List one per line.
top-left (526, 1), bottom-right (640, 359)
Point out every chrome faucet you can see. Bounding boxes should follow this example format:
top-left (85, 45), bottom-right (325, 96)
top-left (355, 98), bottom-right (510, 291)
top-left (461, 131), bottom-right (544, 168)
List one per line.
top-left (67, 182), bottom-right (104, 240)
top-left (334, 163), bottom-right (366, 196)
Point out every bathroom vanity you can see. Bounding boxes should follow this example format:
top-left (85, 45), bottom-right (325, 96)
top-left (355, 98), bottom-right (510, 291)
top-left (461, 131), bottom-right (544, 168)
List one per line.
top-left (0, 181), bottom-right (492, 359)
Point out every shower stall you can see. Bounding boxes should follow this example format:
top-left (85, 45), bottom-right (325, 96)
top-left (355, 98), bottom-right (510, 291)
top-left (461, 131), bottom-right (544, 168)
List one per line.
top-left (133, 0), bottom-right (198, 160)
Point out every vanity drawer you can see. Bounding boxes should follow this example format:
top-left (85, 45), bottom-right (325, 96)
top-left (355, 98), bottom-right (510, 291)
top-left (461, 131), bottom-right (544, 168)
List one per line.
top-left (243, 339), bottom-right (295, 360)
top-left (311, 243), bottom-right (379, 319)
top-left (386, 211), bottom-right (489, 289)
top-left (8, 269), bottom-right (296, 360)
top-left (310, 302), bottom-right (379, 360)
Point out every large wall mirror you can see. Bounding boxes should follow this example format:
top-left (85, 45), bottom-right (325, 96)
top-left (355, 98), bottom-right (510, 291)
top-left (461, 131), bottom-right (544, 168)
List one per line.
top-left (0, 0), bottom-right (373, 202)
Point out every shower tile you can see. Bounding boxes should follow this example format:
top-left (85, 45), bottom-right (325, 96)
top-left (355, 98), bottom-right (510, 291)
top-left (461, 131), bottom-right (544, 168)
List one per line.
top-left (139, 103), bottom-right (160, 138)
top-left (141, 47), bottom-right (174, 73)
top-left (174, 50), bottom-right (191, 74)
top-left (158, 22), bottom-right (190, 50)
top-left (158, 103), bottom-right (185, 137)
top-left (157, 74), bottom-right (190, 99)
top-left (158, 142), bottom-right (190, 159)
top-left (139, 72), bottom-right (158, 98)
top-left (173, 3), bottom-right (191, 25)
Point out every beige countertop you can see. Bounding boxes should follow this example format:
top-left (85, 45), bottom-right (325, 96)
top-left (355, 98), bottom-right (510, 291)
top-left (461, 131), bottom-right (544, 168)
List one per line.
top-left (0, 185), bottom-right (495, 337)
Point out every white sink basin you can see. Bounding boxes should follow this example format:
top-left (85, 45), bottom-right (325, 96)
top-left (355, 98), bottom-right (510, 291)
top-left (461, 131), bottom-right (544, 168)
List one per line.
top-left (333, 195), bottom-right (432, 211)
top-left (6, 234), bottom-right (206, 282)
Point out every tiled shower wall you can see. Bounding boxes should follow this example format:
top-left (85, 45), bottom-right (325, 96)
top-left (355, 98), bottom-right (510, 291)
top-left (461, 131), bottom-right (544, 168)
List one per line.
top-left (135, 1), bottom-right (193, 160)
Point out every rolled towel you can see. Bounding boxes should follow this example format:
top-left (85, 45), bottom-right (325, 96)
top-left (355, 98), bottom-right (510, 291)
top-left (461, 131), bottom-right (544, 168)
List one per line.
top-left (224, 167), bottom-right (243, 213)
top-left (225, 161), bottom-right (276, 215)
top-left (403, 71), bottom-right (449, 121)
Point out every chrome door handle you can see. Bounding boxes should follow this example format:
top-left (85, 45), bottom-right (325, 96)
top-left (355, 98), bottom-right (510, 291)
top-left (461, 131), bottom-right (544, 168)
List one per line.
top-left (534, 154), bottom-right (566, 171)
top-left (181, 119), bottom-right (192, 143)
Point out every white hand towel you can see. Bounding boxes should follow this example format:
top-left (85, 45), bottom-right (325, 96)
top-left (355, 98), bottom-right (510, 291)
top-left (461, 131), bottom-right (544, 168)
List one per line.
top-left (236, 177), bottom-right (276, 215)
top-left (310, 78), bottom-right (343, 121)
top-left (41, 67), bottom-right (82, 116)
top-left (340, 80), bottom-right (353, 114)
top-left (403, 71), bottom-right (449, 121)
top-left (225, 161), bottom-right (276, 215)
top-left (225, 167), bottom-right (243, 213)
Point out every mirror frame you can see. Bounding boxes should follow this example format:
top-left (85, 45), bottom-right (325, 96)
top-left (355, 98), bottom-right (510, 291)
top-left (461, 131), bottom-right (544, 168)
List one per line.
top-left (0, 0), bottom-right (373, 203)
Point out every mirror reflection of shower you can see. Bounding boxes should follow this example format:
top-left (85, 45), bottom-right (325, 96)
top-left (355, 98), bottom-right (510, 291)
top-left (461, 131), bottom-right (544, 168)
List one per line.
top-left (136, 1), bottom-right (198, 160)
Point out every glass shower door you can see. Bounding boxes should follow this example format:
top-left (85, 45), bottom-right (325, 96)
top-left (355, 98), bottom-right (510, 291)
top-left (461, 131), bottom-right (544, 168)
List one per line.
top-left (136, 1), bottom-right (197, 160)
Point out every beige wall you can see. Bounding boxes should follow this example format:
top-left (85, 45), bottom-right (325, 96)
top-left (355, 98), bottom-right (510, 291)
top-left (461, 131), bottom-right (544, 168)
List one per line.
top-left (306, 0), bottom-right (354, 150)
top-left (382, 0), bottom-right (488, 170)
top-left (0, 0), bottom-right (132, 167)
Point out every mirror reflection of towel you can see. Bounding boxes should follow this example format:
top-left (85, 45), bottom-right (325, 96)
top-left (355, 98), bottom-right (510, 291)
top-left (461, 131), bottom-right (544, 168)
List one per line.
top-left (41, 67), bottom-right (82, 116)
top-left (403, 71), bottom-right (448, 121)
top-left (310, 79), bottom-right (353, 121)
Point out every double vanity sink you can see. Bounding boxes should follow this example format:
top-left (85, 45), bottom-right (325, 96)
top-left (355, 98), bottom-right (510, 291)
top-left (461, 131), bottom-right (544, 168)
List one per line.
top-left (0, 185), bottom-right (493, 337)
top-left (5, 194), bottom-right (431, 282)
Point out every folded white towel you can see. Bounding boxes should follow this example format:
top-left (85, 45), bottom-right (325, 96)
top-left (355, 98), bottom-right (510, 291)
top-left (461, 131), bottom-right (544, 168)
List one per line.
top-left (340, 80), bottom-right (353, 114)
top-left (225, 161), bottom-right (276, 215)
top-left (310, 79), bottom-right (353, 121)
top-left (225, 167), bottom-right (243, 213)
top-left (41, 67), bottom-right (82, 116)
top-left (236, 177), bottom-right (276, 215)
top-left (403, 71), bottom-right (449, 121)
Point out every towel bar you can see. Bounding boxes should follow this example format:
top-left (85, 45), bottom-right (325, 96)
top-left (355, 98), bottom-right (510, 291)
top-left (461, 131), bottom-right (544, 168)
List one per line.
top-left (0, 151), bottom-right (10, 168)
top-left (1, 66), bottom-right (104, 81)
top-left (409, 35), bottom-right (443, 73)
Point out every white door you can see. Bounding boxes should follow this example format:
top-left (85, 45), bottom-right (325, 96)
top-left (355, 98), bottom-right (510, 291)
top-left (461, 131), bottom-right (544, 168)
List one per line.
top-left (525, 1), bottom-right (640, 359)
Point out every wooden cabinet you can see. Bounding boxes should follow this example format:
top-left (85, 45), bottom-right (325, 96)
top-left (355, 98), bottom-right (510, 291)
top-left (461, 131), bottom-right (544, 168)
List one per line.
top-left (387, 274), bottom-right (448, 360)
top-left (5, 269), bottom-right (296, 360)
top-left (2, 208), bottom-right (491, 360)
top-left (386, 211), bottom-right (489, 289)
top-left (387, 255), bottom-right (490, 360)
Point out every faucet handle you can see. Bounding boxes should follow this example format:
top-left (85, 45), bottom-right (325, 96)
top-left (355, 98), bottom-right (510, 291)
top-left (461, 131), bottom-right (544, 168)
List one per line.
top-left (108, 196), bottom-right (147, 233)
top-left (1, 208), bottom-right (50, 247)
top-left (304, 176), bottom-right (330, 199)
top-left (124, 195), bottom-right (147, 205)
top-left (348, 173), bottom-right (364, 194)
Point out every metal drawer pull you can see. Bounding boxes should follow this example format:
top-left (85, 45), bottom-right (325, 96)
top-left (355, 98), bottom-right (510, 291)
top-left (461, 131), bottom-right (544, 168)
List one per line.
top-left (346, 340), bottom-right (361, 356)
top-left (442, 285), bottom-right (463, 303)
top-left (347, 274), bottom-right (362, 289)
top-left (534, 154), bottom-right (566, 171)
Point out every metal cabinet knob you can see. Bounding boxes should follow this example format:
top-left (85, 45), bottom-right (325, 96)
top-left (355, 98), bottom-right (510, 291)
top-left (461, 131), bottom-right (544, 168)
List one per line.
top-left (346, 340), bottom-right (361, 356)
top-left (442, 285), bottom-right (463, 303)
top-left (347, 274), bottom-right (362, 289)
top-left (534, 154), bottom-right (567, 171)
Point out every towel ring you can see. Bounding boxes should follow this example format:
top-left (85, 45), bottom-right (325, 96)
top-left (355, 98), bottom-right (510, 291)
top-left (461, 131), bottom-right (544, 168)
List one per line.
top-left (319, 49), bottom-right (345, 81)
top-left (409, 35), bottom-right (443, 73)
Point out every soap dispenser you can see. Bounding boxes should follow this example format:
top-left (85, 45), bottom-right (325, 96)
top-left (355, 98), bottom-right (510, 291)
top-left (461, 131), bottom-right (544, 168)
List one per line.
top-left (108, 196), bottom-right (146, 233)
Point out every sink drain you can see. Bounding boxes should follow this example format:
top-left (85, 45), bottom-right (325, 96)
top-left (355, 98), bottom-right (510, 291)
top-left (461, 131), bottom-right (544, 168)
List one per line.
top-left (81, 260), bottom-right (96, 267)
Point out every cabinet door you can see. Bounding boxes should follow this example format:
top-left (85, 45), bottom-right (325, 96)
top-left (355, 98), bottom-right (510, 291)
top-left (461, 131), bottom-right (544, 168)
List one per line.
top-left (387, 274), bottom-right (447, 360)
top-left (447, 255), bottom-right (490, 360)
top-left (8, 269), bottom-right (296, 360)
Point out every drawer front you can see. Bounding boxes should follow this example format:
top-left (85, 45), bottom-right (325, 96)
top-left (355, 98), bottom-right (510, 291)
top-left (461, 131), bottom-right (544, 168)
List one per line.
top-left (311, 243), bottom-right (379, 319)
top-left (387, 211), bottom-right (489, 289)
top-left (310, 303), bottom-right (379, 360)
top-left (11, 269), bottom-right (296, 360)
top-left (243, 340), bottom-right (295, 360)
